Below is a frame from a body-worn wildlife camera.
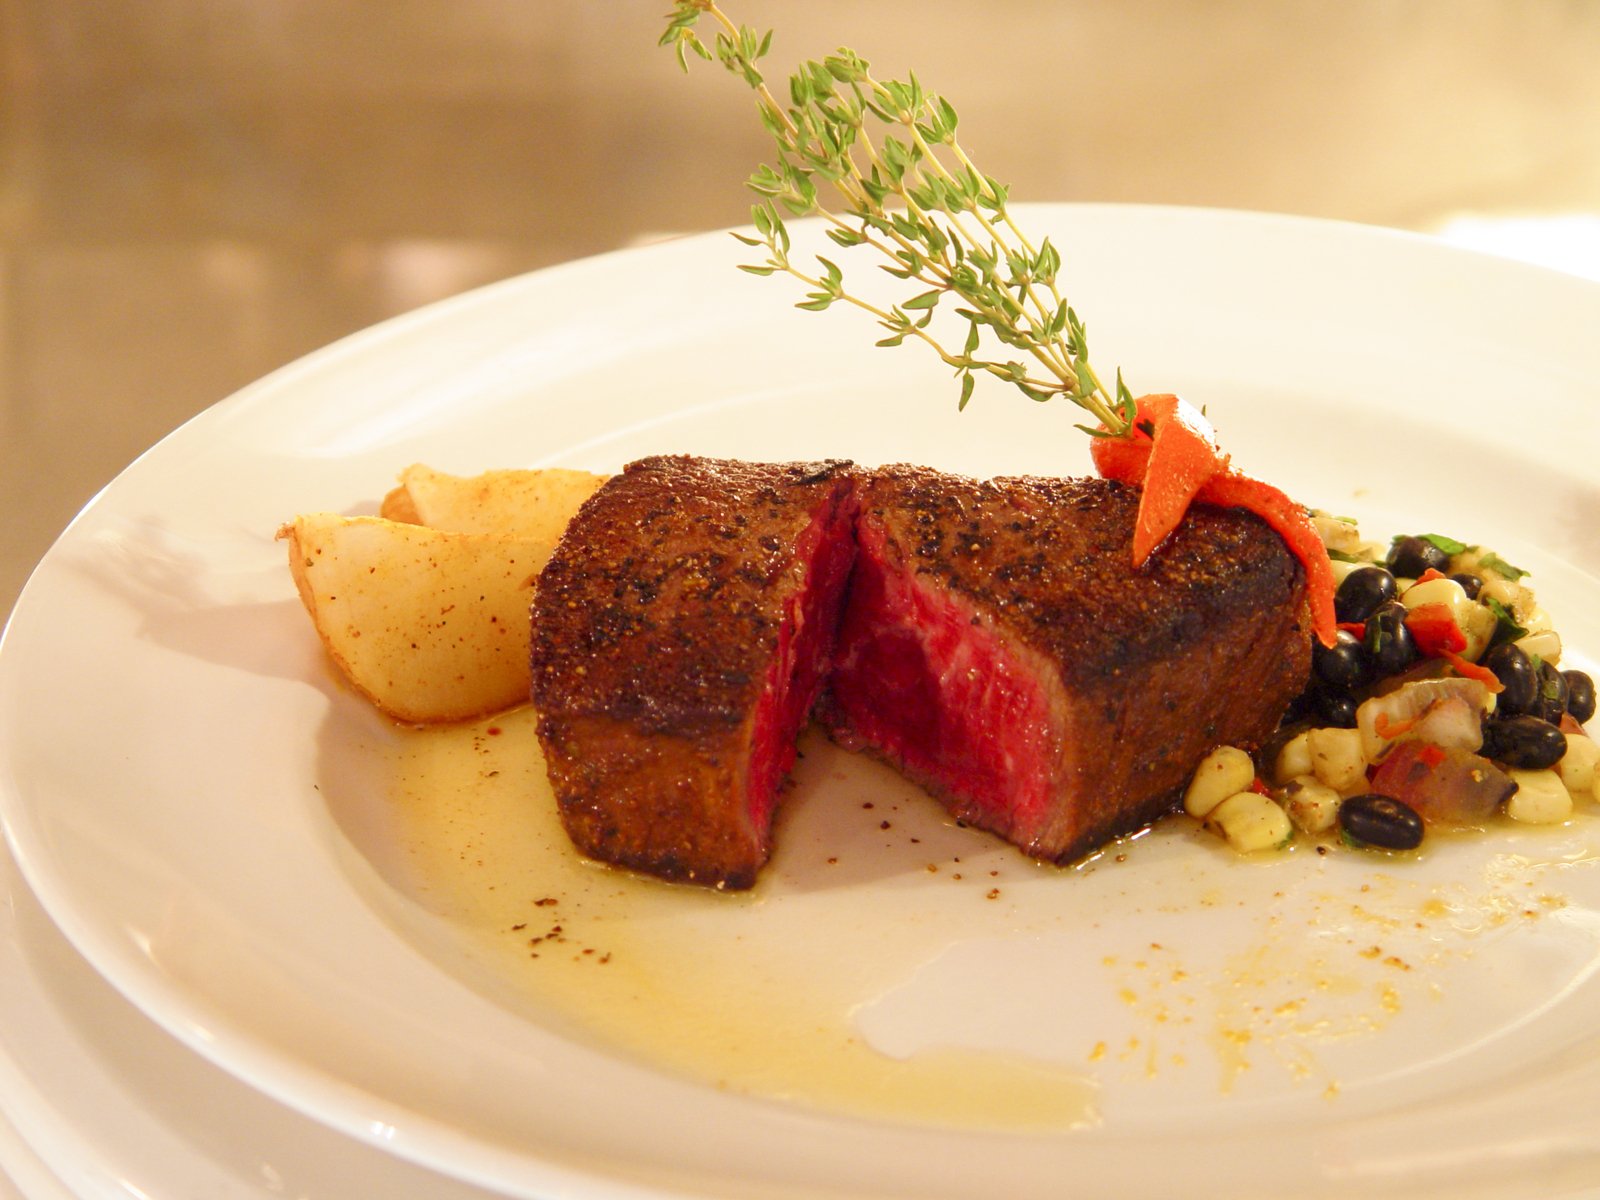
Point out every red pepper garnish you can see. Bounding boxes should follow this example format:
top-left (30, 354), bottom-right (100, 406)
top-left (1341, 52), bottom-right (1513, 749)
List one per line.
top-left (1374, 711), bottom-right (1419, 740)
top-left (1405, 602), bottom-right (1468, 657)
top-left (1338, 621), bottom-right (1367, 639)
top-left (1417, 743), bottom-right (1447, 768)
top-left (1197, 473), bottom-right (1338, 648)
top-left (1126, 394), bottom-right (1230, 566)
top-left (1093, 395), bottom-right (1338, 648)
top-left (1441, 649), bottom-right (1504, 693)
top-left (1089, 417), bottom-right (1155, 484)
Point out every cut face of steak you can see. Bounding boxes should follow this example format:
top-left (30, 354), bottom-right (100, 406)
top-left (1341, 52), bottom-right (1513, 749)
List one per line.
top-left (818, 467), bottom-right (1311, 864)
top-left (530, 456), bottom-right (858, 889)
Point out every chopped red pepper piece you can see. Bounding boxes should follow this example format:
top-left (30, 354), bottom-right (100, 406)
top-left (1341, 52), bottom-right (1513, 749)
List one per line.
top-left (1374, 711), bottom-right (1419, 740)
top-left (1441, 649), bottom-right (1504, 693)
top-left (1405, 602), bottom-right (1468, 657)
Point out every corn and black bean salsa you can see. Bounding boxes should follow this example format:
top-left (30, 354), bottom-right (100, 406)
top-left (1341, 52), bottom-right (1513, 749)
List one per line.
top-left (1185, 519), bottom-right (1596, 853)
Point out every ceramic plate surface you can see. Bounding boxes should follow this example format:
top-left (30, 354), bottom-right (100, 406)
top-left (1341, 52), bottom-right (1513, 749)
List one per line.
top-left (0, 835), bottom-right (509, 1200)
top-left (4, 206), bottom-right (1600, 1199)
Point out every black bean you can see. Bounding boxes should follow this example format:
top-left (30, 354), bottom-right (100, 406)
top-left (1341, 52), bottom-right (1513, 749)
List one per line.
top-left (1314, 687), bottom-right (1359, 729)
top-left (1281, 689), bottom-right (1320, 725)
top-left (1482, 643), bottom-right (1538, 715)
top-left (1537, 661), bottom-right (1569, 725)
top-left (1313, 630), bottom-right (1370, 692)
top-left (1481, 714), bottom-right (1568, 770)
top-left (1449, 572), bottom-right (1484, 600)
top-left (1339, 794), bottom-right (1424, 851)
top-left (1334, 567), bottom-right (1397, 624)
top-left (1564, 670), bottom-right (1596, 724)
top-left (1363, 601), bottom-right (1417, 677)
top-left (1387, 536), bottom-right (1451, 580)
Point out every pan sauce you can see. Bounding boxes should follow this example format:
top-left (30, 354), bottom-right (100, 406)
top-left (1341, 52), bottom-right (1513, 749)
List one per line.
top-left (371, 705), bottom-right (1600, 1130)
top-left (381, 706), bottom-right (1101, 1131)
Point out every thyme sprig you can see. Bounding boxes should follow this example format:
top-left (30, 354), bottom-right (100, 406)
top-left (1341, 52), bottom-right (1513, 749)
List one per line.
top-left (661, 1), bottom-right (1134, 436)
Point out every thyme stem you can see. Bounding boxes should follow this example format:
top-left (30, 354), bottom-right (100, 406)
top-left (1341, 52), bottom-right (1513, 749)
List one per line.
top-left (661, 1), bottom-right (1134, 434)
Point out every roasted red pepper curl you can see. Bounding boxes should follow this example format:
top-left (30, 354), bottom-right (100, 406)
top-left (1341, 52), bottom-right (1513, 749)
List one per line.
top-left (1092, 394), bottom-right (1338, 648)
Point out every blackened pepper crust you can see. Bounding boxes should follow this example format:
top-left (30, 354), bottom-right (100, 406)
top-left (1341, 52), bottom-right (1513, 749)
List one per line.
top-left (859, 465), bottom-right (1307, 685)
top-left (532, 456), bottom-right (855, 732)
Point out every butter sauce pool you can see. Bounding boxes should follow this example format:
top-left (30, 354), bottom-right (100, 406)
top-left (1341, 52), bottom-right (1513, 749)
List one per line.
top-left (363, 704), bottom-right (1600, 1131)
top-left (380, 707), bottom-right (1101, 1131)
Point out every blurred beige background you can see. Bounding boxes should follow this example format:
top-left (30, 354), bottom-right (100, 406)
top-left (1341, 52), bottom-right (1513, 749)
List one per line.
top-left (4, 0), bottom-right (1600, 618)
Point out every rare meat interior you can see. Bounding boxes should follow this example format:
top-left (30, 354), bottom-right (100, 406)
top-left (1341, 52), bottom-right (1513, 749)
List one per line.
top-left (821, 512), bottom-right (1065, 844)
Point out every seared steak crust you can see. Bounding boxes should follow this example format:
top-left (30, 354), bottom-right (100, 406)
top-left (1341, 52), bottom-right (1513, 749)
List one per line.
top-left (819, 466), bottom-right (1311, 863)
top-left (530, 455), bottom-right (858, 888)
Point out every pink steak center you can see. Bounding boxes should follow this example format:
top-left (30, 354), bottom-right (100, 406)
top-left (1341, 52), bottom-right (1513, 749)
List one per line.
top-left (824, 516), bottom-right (1062, 835)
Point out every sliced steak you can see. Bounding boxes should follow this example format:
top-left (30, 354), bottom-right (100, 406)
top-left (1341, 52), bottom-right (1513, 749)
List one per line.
top-left (818, 466), bottom-right (1310, 864)
top-left (530, 455), bottom-right (859, 889)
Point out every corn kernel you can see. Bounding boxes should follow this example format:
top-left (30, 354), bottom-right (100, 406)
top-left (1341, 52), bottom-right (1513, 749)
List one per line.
top-left (1514, 629), bottom-right (1562, 666)
top-left (1308, 726), bottom-right (1368, 793)
top-left (1458, 601), bottom-right (1498, 662)
top-left (1280, 775), bottom-right (1341, 834)
top-left (1555, 735), bottom-right (1599, 799)
top-left (1184, 745), bottom-right (1256, 819)
top-left (1313, 514), bottom-right (1363, 556)
top-left (1273, 730), bottom-right (1313, 785)
top-left (1206, 792), bottom-right (1293, 853)
top-left (1400, 576), bottom-right (1469, 613)
top-left (1504, 769), bottom-right (1573, 825)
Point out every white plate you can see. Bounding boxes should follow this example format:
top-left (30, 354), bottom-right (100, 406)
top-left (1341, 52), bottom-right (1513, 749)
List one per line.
top-left (0, 833), bottom-right (513, 1200)
top-left (4, 205), bottom-right (1600, 1199)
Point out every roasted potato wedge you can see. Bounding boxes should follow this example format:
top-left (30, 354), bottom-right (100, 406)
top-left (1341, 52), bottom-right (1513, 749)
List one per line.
top-left (284, 464), bottom-right (604, 722)
top-left (279, 514), bottom-right (552, 724)
top-left (378, 484), bottom-right (422, 525)
top-left (380, 464), bottom-right (605, 540)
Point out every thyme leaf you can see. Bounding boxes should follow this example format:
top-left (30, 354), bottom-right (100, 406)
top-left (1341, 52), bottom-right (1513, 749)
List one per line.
top-left (661, 1), bottom-right (1132, 435)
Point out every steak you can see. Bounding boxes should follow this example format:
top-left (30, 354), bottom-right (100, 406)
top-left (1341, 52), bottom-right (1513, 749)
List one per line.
top-left (530, 455), bottom-right (859, 889)
top-left (532, 456), bottom-right (1311, 887)
top-left (818, 466), bottom-right (1311, 864)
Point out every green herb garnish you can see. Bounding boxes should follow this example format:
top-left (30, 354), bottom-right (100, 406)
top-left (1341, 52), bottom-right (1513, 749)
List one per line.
top-left (1394, 532), bottom-right (1470, 557)
top-left (1477, 550), bottom-right (1528, 582)
top-left (1364, 616), bottom-right (1394, 657)
top-left (1484, 596), bottom-right (1529, 648)
top-left (660, 1), bottom-right (1134, 436)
